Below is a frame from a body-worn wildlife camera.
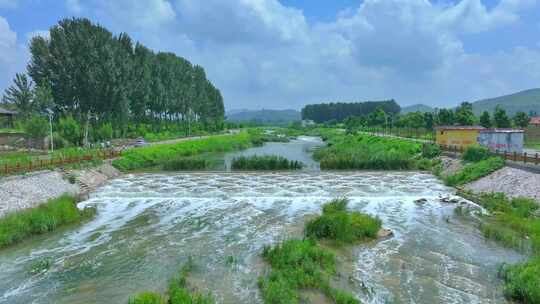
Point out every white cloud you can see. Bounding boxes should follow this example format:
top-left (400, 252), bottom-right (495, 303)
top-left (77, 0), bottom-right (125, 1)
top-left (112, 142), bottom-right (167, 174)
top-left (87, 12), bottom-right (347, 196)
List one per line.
top-left (0, 16), bottom-right (28, 96)
top-left (3, 0), bottom-right (540, 109)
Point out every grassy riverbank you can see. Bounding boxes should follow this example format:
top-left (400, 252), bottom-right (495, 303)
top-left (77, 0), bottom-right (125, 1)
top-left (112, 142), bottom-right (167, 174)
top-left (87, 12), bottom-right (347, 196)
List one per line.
top-left (0, 195), bottom-right (95, 248)
top-left (113, 131), bottom-right (258, 171)
top-left (313, 132), bottom-right (435, 170)
top-left (458, 191), bottom-right (540, 304)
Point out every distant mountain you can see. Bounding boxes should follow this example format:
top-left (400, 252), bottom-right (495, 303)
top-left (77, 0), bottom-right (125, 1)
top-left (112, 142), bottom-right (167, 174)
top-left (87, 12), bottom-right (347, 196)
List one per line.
top-left (226, 109), bottom-right (301, 125)
top-left (401, 104), bottom-right (434, 114)
top-left (471, 88), bottom-right (540, 116)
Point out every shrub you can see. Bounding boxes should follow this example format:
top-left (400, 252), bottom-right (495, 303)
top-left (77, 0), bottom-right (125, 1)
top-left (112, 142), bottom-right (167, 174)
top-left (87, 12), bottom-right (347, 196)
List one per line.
top-left (445, 157), bottom-right (504, 186)
top-left (306, 198), bottom-right (381, 244)
top-left (0, 195), bottom-right (95, 248)
top-left (57, 115), bottom-right (81, 145)
top-left (462, 146), bottom-right (492, 162)
top-left (231, 155), bottom-right (304, 171)
top-left (422, 143), bottom-right (441, 159)
top-left (97, 123), bottom-right (113, 141)
top-left (161, 157), bottom-right (209, 171)
top-left (24, 115), bottom-right (49, 140)
top-left (499, 257), bottom-right (540, 304)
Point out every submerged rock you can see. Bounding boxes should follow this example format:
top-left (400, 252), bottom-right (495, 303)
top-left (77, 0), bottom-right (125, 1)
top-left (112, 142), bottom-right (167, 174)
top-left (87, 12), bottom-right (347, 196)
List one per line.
top-left (377, 228), bottom-right (394, 239)
top-left (414, 198), bottom-right (428, 205)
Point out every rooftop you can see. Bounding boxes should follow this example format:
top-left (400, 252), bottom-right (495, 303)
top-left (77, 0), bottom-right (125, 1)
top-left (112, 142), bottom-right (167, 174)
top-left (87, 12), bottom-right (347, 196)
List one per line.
top-left (480, 128), bottom-right (524, 133)
top-left (0, 107), bottom-right (17, 115)
top-left (435, 126), bottom-right (485, 130)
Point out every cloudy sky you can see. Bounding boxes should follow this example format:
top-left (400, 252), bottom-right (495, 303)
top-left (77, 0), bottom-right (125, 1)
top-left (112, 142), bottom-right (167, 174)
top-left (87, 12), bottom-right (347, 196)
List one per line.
top-left (0, 0), bottom-right (539, 110)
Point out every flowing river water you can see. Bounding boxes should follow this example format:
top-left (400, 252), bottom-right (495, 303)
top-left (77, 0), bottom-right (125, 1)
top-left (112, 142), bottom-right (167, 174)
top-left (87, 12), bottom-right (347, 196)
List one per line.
top-left (0, 137), bottom-right (524, 304)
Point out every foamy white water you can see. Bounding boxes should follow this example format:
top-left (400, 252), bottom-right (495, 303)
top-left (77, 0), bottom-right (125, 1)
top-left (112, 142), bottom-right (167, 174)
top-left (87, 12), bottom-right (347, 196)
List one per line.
top-left (0, 172), bottom-right (523, 304)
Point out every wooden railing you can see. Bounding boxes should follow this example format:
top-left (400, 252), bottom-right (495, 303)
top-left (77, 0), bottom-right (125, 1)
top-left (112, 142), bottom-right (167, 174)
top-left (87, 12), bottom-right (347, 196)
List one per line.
top-left (1, 149), bottom-right (121, 176)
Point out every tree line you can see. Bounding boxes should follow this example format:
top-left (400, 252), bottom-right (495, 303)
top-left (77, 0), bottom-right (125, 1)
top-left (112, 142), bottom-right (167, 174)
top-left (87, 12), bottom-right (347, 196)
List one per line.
top-left (343, 102), bottom-right (531, 131)
top-left (301, 100), bottom-right (401, 123)
top-left (2, 18), bottom-right (224, 145)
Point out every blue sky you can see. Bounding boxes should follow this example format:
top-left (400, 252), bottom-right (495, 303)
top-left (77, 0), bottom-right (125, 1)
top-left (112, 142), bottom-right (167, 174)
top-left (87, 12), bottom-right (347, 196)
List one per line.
top-left (1, 0), bottom-right (539, 110)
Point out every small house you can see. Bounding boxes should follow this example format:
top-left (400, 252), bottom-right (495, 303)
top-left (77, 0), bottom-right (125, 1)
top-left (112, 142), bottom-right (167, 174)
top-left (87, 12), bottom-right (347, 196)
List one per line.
top-left (435, 126), bottom-right (485, 149)
top-left (530, 117), bottom-right (540, 127)
top-left (0, 107), bottom-right (17, 128)
top-left (478, 129), bottom-right (524, 153)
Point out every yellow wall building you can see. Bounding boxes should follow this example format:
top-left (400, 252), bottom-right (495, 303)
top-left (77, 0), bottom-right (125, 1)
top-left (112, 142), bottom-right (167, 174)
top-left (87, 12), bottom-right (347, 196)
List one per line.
top-left (435, 126), bottom-right (484, 148)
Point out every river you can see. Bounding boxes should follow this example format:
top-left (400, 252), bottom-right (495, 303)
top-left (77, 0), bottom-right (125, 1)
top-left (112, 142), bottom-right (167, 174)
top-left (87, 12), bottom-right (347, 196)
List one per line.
top-left (0, 137), bottom-right (524, 303)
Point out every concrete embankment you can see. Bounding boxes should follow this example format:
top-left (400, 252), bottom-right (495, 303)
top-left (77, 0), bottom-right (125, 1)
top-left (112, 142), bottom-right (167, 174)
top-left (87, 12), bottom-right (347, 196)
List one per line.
top-left (439, 156), bottom-right (540, 203)
top-left (0, 163), bottom-right (120, 217)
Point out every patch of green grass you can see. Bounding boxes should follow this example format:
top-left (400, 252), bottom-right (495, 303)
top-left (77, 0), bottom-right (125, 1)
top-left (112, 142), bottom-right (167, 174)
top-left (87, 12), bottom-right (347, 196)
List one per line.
top-left (113, 132), bottom-right (257, 171)
top-left (499, 257), bottom-right (540, 304)
top-left (128, 292), bottom-right (166, 304)
top-left (306, 198), bottom-right (381, 244)
top-left (231, 155), bottom-right (304, 171)
top-left (444, 157), bottom-right (504, 186)
top-left (258, 239), bottom-right (359, 304)
top-left (129, 259), bottom-right (214, 304)
top-left (314, 133), bottom-right (423, 170)
top-left (26, 257), bottom-right (54, 275)
top-left (161, 157), bottom-right (210, 171)
top-left (0, 195), bottom-right (96, 248)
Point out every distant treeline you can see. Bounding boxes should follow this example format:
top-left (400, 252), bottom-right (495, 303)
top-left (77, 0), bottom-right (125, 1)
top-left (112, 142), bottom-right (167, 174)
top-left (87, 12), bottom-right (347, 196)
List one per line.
top-left (21, 18), bottom-right (224, 132)
top-left (301, 100), bottom-right (400, 123)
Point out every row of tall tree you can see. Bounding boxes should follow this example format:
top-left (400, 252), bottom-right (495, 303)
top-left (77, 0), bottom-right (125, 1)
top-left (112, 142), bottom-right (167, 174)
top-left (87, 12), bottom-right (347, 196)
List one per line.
top-left (2, 18), bottom-right (225, 141)
top-left (301, 100), bottom-right (401, 123)
top-left (343, 102), bottom-right (531, 131)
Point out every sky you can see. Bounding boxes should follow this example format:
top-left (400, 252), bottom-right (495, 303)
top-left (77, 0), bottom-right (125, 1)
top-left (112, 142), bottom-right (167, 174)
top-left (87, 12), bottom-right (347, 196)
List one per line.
top-left (0, 0), bottom-right (539, 111)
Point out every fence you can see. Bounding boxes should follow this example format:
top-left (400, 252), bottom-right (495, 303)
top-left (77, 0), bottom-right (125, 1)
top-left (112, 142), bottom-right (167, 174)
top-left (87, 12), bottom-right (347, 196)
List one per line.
top-left (1, 149), bottom-right (121, 176)
top-left (438, 144), bottom-right (540, 165)
top-left (358, 127), bottom-right (436, 142)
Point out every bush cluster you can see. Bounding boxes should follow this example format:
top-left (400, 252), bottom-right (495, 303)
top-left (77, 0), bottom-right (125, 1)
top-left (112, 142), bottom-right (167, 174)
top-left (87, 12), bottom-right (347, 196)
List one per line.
top-left (462, 146), bottom-right (492, 162)
top-left (0, 195), bottom-right (95, 248)
top-left (231, 155), bottom-right (304, 171)
top-left (499, 257), bottom-right (540, 304)
top-left (306, 198), bottom-right (381, 244)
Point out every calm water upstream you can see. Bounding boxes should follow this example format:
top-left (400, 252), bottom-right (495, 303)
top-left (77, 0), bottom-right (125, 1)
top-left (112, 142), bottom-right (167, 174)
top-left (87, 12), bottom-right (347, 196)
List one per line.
top-left (0, 139), bottom-right (524, 304)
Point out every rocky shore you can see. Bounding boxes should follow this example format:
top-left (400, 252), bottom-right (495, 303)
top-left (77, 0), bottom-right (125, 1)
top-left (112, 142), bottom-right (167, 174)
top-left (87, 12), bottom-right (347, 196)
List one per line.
top-left (0, 163), bottom-right (120, 217)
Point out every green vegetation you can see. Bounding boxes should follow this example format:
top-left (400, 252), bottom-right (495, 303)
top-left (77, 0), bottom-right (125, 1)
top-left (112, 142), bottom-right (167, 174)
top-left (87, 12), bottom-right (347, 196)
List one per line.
top-left (314, 133), bottom-right (426, 170)
top-left (129, 259), bottom-right (214, 304)
top-left (128, 292), bottom-right (165, 304)
top-left (161, 157), bottom-right (209, 171)
top-left (113, 132), bottom-right (255, 171)
top-left (258, 239), bottom-right (358, 304)
top-left (306, 198), bottom-right (381, 244)
top-left (301, 100), bottom-right (400, 123)
top-left (457, 191), bottom-right (540, 304)
top-left (422, 143), bottom-right (441, 159)
top-left (0, 195), bottom-right (95, 248)
top-left (444, 157), bottom-right (504, 186)
top-left (462, 146), bottom-right (492, 162)
top-left (231, 155), bottom-right (304, 171)
top-left (499, 257), bottom-right (540, 304)
top-left (226, 109), bottom-right (301, 126)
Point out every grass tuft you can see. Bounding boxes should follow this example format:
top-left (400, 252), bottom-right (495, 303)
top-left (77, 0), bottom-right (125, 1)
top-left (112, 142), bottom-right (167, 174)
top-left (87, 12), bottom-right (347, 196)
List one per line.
top-left (444, 157), bottom-right (504, 186)
top-left (161, 157), bottom-right (209, 171)
top-left (306, 198), bottom-right (381, 244)
top-left (0, 195), bottom-right (96, 248)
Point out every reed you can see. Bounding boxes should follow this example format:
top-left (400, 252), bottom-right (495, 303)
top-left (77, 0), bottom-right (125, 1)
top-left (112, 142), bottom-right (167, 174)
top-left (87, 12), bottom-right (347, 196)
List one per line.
top-left (231, 155), bottom-right (304, 170)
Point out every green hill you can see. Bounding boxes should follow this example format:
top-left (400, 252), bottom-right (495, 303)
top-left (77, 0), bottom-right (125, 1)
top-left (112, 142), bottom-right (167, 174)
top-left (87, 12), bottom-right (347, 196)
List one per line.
top-left (471, 88), bottom-right (540, 116)
top-left (401, 104), bottom-right (434, 114)
top-left (226, 109), bottom-right (301, 125)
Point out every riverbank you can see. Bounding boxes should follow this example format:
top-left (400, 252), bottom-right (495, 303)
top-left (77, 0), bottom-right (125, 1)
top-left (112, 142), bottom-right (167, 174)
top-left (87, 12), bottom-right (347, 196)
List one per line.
top-left (0, 162), bottom-right (120, 218)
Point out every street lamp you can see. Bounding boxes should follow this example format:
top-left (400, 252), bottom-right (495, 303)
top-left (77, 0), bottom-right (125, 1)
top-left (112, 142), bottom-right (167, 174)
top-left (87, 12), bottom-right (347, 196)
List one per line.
top-left (46, 108), bottom-right (54, 153)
